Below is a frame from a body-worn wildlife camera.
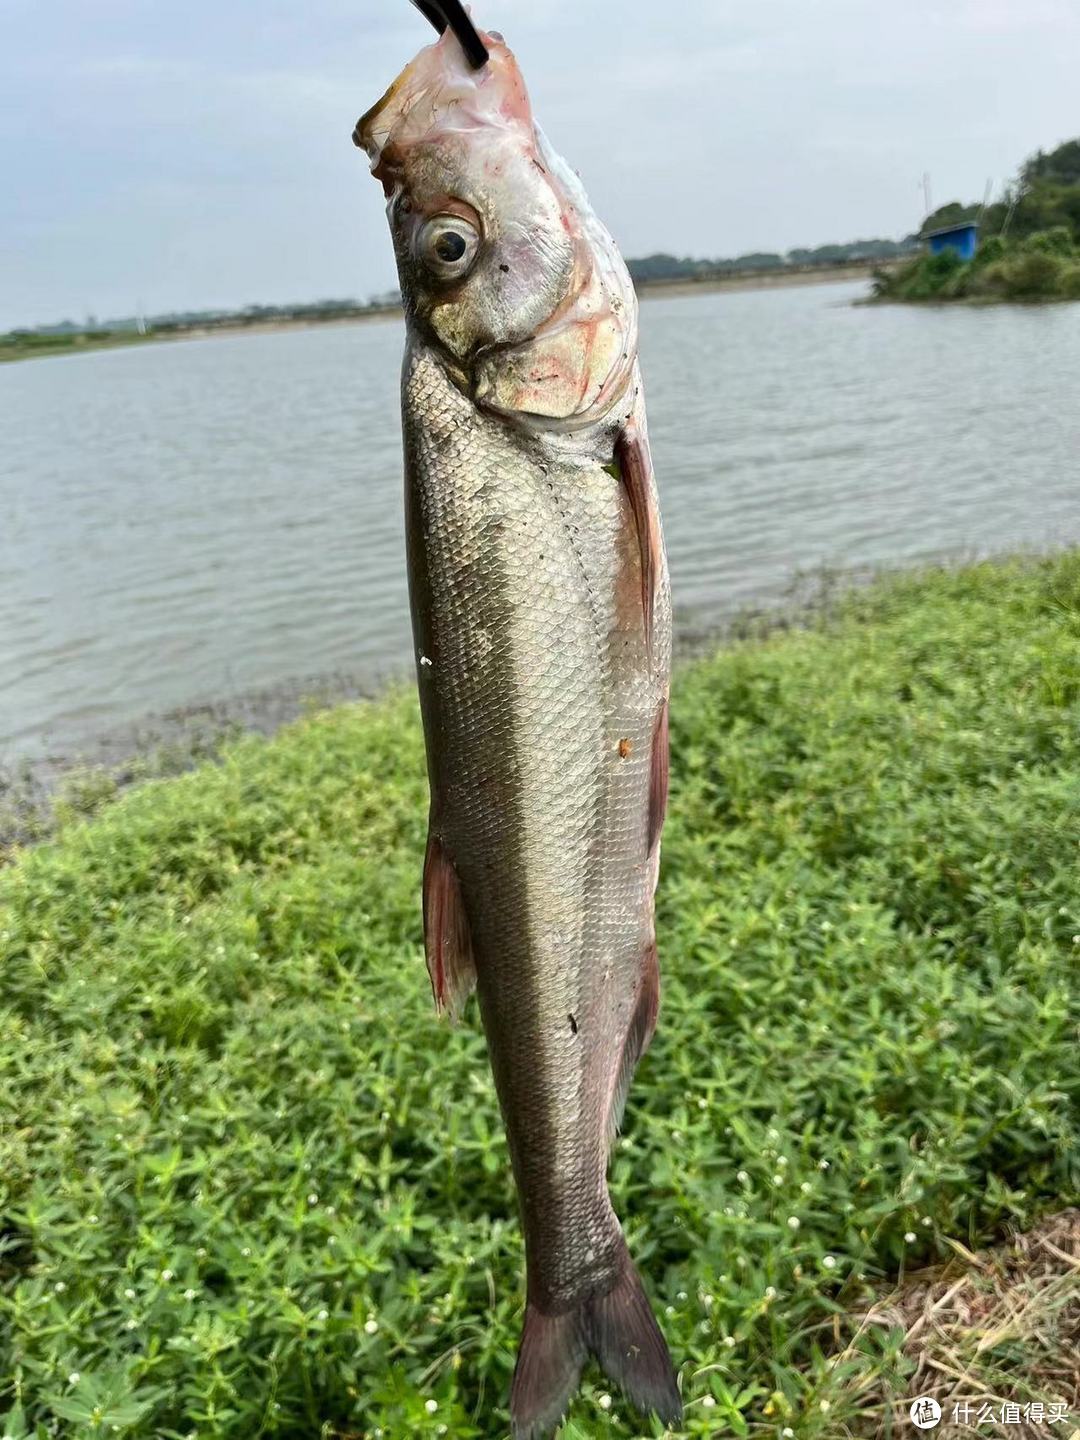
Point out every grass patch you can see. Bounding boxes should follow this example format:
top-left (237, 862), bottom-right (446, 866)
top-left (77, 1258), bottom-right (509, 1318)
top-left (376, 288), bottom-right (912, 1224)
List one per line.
top-left (848, 1209), bottom-right (1080, 1434)
top-left (0, 330), bottom-right (157, 364)
top-left (873, 228), bottom-right (1080, 304)
top-left (1, 552), bottom-right (1079, 1438)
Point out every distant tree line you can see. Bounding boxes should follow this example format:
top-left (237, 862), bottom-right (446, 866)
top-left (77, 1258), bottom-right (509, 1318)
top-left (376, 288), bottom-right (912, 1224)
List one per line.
top-left (628, 237), bottom-right (915, 285)
top-left (920, 138), bottom-right (1080, 244)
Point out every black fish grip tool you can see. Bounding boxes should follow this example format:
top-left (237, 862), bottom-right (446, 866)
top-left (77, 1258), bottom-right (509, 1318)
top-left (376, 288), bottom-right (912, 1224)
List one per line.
top-left (409, 0), bottom-right (490, 68)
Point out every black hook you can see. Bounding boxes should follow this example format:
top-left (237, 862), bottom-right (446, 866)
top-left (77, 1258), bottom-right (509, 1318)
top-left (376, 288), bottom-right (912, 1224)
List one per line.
top-left (410, 0), bottom-right (490, 69)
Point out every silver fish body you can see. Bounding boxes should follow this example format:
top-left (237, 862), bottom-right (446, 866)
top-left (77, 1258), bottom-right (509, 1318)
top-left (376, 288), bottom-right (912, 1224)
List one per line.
top-left (357, 25), bottom-right (678, 1438)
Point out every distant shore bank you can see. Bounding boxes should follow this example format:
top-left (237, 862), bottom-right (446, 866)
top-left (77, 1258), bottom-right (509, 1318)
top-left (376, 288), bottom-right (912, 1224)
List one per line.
top-left (1, 261), bottom-right (886, 366)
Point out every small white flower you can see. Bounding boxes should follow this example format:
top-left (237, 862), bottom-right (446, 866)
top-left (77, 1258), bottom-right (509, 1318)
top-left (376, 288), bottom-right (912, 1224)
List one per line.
top-left (921, 1217), bottom-right (932, 1227)
top-left (723, 1335), bottom-right (736, 1348)
top-left (161, 1269), bottom-right (174, 1281)
top-left (364, 1318), bottom-right (379, 1334)
top-left (308, 1193), bottom-right (319, 1205)
top-left (822, 1255), bottom-right (837, 1269)
top-left (317, 1309), bottom-right (329, 1321)
top-left (724, 1206), bottom-right (734, 1217)
top-left (787, 1216), bottom-right (800, 1230)
top-left (241, 1247), bottom-right (252, 1257)
top-left (767, 1127), bottom-right (780, 1141)
top-left (904, 1232), bottom-right (916, 1244)
top-left (125, 1318), bottom-right (137, 1330)
top-left (124, 1288), bottom-right (135, 1299)
top-left (88, 1214), bottom-right (99, 1224)
top-left (598, 1394), bottom-right (612, 1411)
top-left (68, 1372), bottom-right (81, 1386)
top-left (54, 1281), bottom-right (66, 1293)
top-left (773, 1174), bottom-right (784, 1186)
top-left (820, 1400), bottom-right (831, 1413)
top-left (783, 1428), bottom-right (795, 1437)
top-left (197, 1247), bottom-right (207, 1258)
top-left (325, 1205), bottom-right (336, 1215)
top-left (677, 1290), bottom-right (688, 1301)
top-left (697, 1098), bottom-right (708, 1110)
top-left (184, 1288), bottom-right (197, 1300)
top-left (665, 1305), bottom-right (675, 1316)
top-left (764, 1286), bottom-right (777, 1300)
top-left (702, 1395), bottom-right (717, 1408)
top-left (819, 1159), bottom-right (829, 1169)
top-left (800, 1181), bottom-right (812, 1194)
top-left (424, 1399), bottom-right (439, 1415)
top-left (736, 1170), bottom-right (749, 1184)
top-left (702, 1293), bottom-right (714, 1309)
top-left (776, 1155), bottom-right (788, 1168)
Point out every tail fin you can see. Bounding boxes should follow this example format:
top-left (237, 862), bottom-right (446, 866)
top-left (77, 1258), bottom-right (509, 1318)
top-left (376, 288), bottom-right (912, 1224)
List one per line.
top-left (509, 1303), bottom-right (589, 1440)
top-left (510, 1243), bottom-right (681, 1440)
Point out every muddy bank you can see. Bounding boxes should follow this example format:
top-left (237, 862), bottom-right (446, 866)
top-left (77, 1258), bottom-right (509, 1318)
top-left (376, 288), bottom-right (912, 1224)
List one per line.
top-left (0, 561), bottom-right (890, 855)
top-left (0, 669), bottom-right (395, 853)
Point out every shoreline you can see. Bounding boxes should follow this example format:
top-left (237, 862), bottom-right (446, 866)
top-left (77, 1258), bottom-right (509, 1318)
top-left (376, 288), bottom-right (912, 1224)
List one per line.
top-left (0, 547), bottom-right (1023, 854)
top-left (0, 562), bottom-right (863, 851)
top-left (0, 263), bottom-right (884, 366)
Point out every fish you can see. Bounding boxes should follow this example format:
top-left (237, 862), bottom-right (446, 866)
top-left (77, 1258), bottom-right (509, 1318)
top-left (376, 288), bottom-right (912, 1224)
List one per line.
top-left (354, 21), bottom-right (678, 1439)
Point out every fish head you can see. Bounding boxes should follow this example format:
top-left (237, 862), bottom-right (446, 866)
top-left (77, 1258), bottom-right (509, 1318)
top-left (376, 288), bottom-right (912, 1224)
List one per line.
top-left (355, 27), bottom-right (638, 430)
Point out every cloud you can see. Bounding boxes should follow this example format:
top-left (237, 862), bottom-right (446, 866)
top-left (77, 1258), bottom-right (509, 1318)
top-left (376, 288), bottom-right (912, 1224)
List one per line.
top-left (1, 0), bottom-right (1077, 328)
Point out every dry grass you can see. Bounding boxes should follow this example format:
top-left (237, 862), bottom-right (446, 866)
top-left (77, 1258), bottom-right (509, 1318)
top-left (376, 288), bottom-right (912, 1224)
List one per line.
top-left (833, 1212), bottom-right (1080, 1437)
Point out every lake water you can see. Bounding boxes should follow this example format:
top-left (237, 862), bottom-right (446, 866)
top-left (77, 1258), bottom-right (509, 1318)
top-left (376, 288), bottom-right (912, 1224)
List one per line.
top-left (2, 280), bottom-right (1079, 761)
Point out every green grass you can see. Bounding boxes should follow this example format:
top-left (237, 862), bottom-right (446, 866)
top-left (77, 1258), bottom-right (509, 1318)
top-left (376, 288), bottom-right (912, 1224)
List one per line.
top-left (2, 552), bottom-right (1079, 1438)
top-left (874, 227), bottom-right (1080, 304)
top-left (0, 331), bottom-right (159, 364)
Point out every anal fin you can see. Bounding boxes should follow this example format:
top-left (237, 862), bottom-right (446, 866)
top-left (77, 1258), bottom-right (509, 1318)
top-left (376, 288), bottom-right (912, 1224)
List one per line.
top-left (606, 941), bottom-right (660, 1145)
top-left (648, 697), bottom-right (669, 858)
top-left (422, 831), bottom-right (477, 1021)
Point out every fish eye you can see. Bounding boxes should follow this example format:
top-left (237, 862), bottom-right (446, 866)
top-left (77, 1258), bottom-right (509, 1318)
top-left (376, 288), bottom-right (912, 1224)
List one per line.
top-left (418, 215), bottom-right (480, 279)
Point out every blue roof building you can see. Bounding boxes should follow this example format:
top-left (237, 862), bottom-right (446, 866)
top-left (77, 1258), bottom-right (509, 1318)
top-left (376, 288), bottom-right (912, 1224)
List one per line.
top-left (925, 221), bottom-right (979, 262)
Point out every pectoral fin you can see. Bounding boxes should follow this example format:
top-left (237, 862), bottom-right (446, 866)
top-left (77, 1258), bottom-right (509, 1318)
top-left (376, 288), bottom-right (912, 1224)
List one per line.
top-left (422, 831), bottom-right (477, 1020)
top-left (613, 423), bottom-right (662, 655)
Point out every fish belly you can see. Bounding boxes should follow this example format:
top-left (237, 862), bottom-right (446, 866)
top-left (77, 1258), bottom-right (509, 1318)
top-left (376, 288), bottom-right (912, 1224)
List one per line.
top-left (403, 342), bottom-right (663, 1308)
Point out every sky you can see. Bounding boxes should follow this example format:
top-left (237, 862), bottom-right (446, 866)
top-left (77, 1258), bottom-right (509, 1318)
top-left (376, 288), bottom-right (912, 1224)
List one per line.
top-left (2, 0), bottom-right (1078, 331)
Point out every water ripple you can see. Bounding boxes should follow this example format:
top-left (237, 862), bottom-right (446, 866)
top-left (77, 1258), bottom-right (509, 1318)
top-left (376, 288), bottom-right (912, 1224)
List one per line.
top-left (2, 285), bottom-right (1078, 758)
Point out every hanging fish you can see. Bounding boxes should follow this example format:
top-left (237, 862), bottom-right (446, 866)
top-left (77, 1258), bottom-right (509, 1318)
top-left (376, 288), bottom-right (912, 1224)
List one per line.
top-left (355, 19), bottom-right (678, 1436)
